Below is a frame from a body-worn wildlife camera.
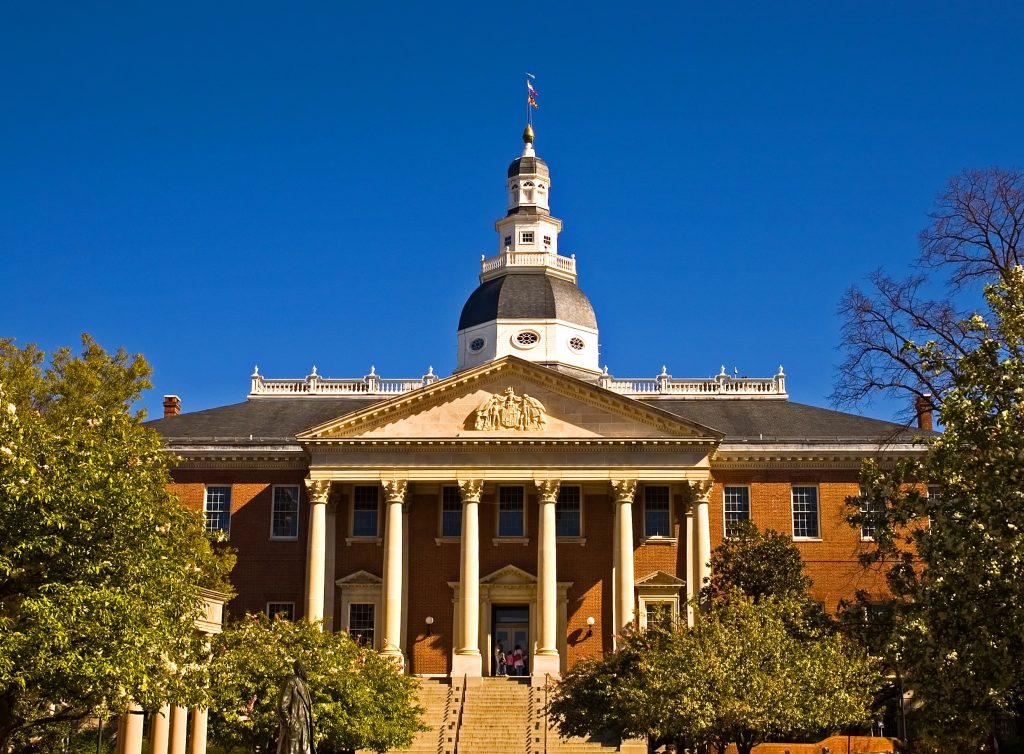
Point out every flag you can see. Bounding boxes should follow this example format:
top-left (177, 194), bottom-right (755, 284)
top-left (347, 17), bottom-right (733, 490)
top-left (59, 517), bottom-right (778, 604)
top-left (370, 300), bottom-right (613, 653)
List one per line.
top-left (527, 78), bottom-right (538, 108)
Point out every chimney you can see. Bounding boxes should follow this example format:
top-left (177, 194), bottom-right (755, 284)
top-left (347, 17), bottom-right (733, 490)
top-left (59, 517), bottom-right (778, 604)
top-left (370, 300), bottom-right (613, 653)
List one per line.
top-left (163, 395), bottom-right (181, 418)
top-left (915, 394), bottom-right (933, 431)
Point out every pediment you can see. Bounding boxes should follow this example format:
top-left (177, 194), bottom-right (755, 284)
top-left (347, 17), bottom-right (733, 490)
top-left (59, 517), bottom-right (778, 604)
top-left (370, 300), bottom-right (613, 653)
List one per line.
top-left (336, 569), bottom-right (382, 586)
top-left (297, 357), bottom-right (722, 443)
top-left (635, 570), bottom-right (685, 587)
top-left (480, 564), bottom-right (536, 585)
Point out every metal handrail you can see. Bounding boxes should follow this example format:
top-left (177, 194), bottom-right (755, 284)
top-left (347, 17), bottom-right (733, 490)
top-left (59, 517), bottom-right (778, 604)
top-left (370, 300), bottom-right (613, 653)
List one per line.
top-left (544, 673), bottom-right (550, 754)
top-left (452, 675), bottom-right (467, 753)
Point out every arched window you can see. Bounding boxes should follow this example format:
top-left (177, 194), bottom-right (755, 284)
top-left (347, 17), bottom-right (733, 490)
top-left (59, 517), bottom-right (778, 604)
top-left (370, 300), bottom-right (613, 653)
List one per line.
top-left (523, 181), bottom-right (535, 202)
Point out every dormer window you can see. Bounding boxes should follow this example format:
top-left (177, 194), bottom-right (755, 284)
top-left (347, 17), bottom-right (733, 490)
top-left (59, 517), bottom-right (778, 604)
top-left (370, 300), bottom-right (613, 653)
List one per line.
top-left (521, 231), bottom-right (534, 244)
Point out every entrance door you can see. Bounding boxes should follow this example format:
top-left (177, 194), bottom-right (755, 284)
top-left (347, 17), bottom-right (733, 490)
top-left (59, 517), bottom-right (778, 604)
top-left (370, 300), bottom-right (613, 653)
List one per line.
top-left (492, 604), bottom-right (529, 676)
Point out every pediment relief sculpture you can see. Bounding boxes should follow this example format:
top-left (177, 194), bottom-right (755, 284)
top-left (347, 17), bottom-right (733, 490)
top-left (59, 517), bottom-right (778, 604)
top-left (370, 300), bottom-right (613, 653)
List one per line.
top-left (471, 387), bottom-right (547, 431)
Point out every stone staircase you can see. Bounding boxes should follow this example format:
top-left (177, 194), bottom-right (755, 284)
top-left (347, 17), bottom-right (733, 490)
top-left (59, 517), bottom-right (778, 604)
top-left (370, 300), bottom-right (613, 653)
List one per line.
top-left (387, 676), bottom-right (620, 754)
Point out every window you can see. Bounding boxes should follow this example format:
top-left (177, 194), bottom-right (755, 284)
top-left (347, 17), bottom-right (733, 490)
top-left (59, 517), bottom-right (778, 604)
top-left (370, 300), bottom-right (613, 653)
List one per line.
top-left (555, 486), bottom-right (581, 537)
top-left (520, 231), bottom-right (534, 244)
top-left (271, 485), bottom-right (300, 539)
top-left (349, 603), bottom-right (375, 646)
top-left (504, 235), bottom-right (512, 247)
top-left (859, 492), bottom-right (883, 541)
top-left (352, 486), bottom-right (380, 537)
top-left (723, 486), bottom-right (750, 538)
top-left (498, 486), bottom-right (525, 537)
top-left (645, 601), bottom-right (674, 631)
top-left (791, 486), bottom-right (820, 539)
top-left (644, 486), bottom-right (671, 537)
top-left (441, 486), bottom-right (462, 538)
top-left (266, 602), bottom-right (295, 621)
top-left (543, 235), bottom-right (552, 246)
top-left (515, 331), bottom-right (539, 347)
top-left (569, 337), bottom-right (585, 351)
top-left (204, 486), bottom-right (231, 533)
top-left (469, 337), bottom-right (485, 352)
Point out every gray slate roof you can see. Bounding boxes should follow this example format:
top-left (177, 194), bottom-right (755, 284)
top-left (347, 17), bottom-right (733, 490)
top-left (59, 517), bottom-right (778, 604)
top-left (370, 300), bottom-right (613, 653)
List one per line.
top-left (147, 394), bottom-right (918, 446)
top-left (458, 273), bottom-right (599, 331)
top-left (507, 155), bottom-right (550, 179)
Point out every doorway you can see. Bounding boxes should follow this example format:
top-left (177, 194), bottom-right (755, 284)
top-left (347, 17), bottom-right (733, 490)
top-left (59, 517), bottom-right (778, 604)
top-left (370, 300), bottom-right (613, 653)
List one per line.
top-left (492, 604), bottom-right (530, 676)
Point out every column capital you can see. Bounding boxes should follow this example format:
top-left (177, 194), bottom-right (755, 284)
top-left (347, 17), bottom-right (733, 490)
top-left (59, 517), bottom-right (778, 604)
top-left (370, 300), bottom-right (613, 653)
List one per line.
top-left (457, 479), bottom-right (484, 503)
top-left (534, 480), bottom-right (561, 504)
top-left (382, 479), bottom-right (408, 503)
top-left (686, 479), bottom-right (714, 504)
top-left (610, 479), bottom-right (638, 503)
top-left (305, 478), bottom-right (332, 504)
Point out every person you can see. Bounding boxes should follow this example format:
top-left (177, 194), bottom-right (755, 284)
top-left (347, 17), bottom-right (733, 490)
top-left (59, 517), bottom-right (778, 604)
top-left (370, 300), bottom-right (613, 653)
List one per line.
top-left (505, 648), bottom-right (516, 676)
top-left (494, 643), bottom-right (505, 676)
top-left (513, 645), bottom-right (525, 676)
top-left (277, 660), bottom-right (314, 754)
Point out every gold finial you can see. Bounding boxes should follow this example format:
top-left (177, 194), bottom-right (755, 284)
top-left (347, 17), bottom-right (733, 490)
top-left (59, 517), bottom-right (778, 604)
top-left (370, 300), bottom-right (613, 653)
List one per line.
top-left (522, 123), bottom-right (535, 145)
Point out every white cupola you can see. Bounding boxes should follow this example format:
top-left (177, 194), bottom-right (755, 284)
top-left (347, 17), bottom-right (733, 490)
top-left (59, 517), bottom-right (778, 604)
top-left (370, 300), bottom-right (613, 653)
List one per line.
top-left (456, 125), bottom-right (600, 375)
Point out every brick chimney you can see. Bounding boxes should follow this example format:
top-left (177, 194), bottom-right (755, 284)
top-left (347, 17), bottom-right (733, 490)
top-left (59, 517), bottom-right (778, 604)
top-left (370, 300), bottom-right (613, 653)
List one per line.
top-left (915, 394), bottom-right (933, 431)
top-left (163, 395), bottom-right (181, 418)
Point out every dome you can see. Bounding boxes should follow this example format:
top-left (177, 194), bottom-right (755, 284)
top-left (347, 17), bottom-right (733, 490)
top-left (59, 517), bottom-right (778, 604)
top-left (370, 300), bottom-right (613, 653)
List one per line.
top-left (507, 155), bottom-right (550, 179)
top-left (458, 273), bottom-right (598, 331)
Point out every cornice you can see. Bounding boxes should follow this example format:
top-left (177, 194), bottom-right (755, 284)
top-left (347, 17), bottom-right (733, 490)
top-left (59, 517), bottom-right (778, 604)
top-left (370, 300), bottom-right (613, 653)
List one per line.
top-left (304, 437), bottom-right (718, 451)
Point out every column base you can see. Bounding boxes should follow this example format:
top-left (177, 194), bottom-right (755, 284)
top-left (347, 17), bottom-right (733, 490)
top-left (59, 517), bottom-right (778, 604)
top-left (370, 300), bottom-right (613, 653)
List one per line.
top-left (450, 651), bottom-right (483, 680)
top-left (530, 652), bottom-right (560, 685)
top-left (618, 737), bottom-right (648, 753)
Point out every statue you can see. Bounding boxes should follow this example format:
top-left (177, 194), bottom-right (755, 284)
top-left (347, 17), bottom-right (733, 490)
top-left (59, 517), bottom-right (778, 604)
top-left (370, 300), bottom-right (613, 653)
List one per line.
top-left (470, 387), bottom-right (547, 430)
top-left (277, 660), bottom-right (315, 754)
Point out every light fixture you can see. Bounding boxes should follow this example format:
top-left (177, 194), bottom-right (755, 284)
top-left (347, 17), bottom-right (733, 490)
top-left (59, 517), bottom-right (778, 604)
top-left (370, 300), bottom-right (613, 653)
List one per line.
top-left (585, 616), bottom-right (595, 639)
top-left (425, 616), bottom-right (434, 636)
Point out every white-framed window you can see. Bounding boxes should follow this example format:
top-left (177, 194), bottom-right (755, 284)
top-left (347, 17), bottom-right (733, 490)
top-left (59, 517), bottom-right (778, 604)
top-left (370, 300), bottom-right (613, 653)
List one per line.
top-left (543, 235), bottom-right (552, 246)
top-left (637, 594), bottom-right (681, 630)
top-left (513, 330), bottom-right (540, 348)
top-left (504, 235), bottom-right (512, 247)
top-left (644, 485), bottom-right (671, 538)
top-left (352, 485), bottom-right (380, 537)
top-left (349, 603), bottom-right (375, 646)
top-left (204, 486), bottom-right (231, 534)
top-left (791, 486), bottom-right (820, 539)
top-left (859, 489), bottom-right (884, 541)
top-left (645, 601), bottom-right (675, 631)
top-left (266, 602), bottom-right (295, 621)
top-left (555, 485), bottom-right (581, 538)
top-left (520, 231), bottom-right (534, 244)
top-left (498, 486), bottom-right (525, 538)
top-left (271, 485), bottom-right (300, 539)
top-left (441, 486), bottom-right (462, 538)
top-left (723, 486), bottom-right (750, 538)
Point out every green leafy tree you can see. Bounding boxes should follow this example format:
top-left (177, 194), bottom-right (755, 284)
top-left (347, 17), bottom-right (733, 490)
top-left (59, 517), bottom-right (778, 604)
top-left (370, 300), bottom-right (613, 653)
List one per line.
top-left (702, 521), bottom-right (813, 604)
top-left (207, 614), bottom-right (425, 754)
top-left (550, 594), bottom-right (879, 754)
top-left (837, 168), bottom-right (1024, 750)
top-left (0, 336), bottom-right (233, 751)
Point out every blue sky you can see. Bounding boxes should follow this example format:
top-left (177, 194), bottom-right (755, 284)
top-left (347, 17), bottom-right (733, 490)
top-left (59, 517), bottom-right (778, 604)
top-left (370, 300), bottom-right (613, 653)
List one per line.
top-left (1, 2), bottom-right (1020, 421)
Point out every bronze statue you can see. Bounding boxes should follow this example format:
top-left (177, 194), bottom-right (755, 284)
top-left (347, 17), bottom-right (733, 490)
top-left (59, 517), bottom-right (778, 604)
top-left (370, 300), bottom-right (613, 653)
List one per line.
top-left (277, 660), bottom-right (315, 754)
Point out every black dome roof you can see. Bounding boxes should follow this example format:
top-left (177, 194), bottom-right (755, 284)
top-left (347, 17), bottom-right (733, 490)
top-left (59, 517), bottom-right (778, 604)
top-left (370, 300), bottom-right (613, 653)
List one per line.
top-left (458, 273), bottom-right (598, 331)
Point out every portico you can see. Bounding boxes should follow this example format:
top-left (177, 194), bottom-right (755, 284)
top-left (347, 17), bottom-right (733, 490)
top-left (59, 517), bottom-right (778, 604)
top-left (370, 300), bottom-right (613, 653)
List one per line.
top-left (295, 356), bottom-right (722, 680)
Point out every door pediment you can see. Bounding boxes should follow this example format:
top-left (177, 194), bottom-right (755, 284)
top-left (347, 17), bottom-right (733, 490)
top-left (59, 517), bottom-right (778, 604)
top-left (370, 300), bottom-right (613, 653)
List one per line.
top-left (297, 357), bottom-right (721, 443)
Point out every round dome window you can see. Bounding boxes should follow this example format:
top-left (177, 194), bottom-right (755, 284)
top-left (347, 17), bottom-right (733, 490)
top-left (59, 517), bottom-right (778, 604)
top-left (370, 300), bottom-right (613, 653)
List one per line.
top-left (569, 337), bottom-right (585, 351)
top-left (469, 337), bottom-right (485, 352)
top-left (513, 330), bottom-right (540, 349)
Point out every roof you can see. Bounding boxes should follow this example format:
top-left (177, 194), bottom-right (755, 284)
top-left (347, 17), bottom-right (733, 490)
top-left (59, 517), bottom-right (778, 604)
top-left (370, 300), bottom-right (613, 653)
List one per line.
top-left (146, 392), bottom-right (921, 446)
top-left (458, 273), bottom-right (598, 330)
top-left (507, 155), bottom-right (549, 179)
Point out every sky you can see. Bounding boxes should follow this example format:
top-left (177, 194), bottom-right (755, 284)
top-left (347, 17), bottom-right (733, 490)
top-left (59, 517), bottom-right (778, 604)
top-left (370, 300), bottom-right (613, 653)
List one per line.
top-left (1, 2), bottom-right (1021, 422)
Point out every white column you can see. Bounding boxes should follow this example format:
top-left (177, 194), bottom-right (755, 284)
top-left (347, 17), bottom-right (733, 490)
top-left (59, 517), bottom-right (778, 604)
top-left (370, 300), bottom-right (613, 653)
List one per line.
top-left (685, 505), bottom-right (696, 626)
top-left (150, 704), bottom-right (171, 754)
top-left (452, 479), bottom-right (483, 678)
top-left (120, 705), bottom-right (144, 754)
top-left (168, 706), bottom-right (188, 754)
top-left (611, 480), bottom-right (637, 639)
top-left (304, 479), bottom-right (332, 624)
top-left (533, 480), bottom-right (561, 680)
top-left (381, 480), bottom-right (408, 661)
top-left (187, 708), bottom-right (208, 754)
top-left (695, 484), bottom-right (712, 597)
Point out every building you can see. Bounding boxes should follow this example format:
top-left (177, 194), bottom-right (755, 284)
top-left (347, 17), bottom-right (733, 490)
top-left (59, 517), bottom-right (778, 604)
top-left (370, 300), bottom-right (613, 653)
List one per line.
top-left (149, 123), bottom-right (925, 683)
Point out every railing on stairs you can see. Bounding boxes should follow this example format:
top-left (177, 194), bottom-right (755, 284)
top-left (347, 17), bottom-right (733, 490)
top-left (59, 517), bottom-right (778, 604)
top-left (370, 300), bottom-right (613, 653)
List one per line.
top-left (452, 675), bottom-right (467, 754)
top-left (544, 674), bottom-right (550, 754)
top-left (437, 682), bottom-right (452, 754)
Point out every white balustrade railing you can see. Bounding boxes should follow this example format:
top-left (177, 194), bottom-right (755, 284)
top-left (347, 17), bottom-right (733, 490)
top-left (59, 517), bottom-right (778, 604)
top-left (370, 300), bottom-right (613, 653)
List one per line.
top-left (479, 250), bottom-right (577, 279)
top-left (249, 364), bottom-right (786, 399)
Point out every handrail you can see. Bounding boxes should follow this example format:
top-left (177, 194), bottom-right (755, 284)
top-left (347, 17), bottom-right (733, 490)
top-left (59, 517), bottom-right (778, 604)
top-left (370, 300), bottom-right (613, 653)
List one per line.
top-left (544, 673), bottom-right (550, 754)
top-left (452, 675), bottom-right (467, 754)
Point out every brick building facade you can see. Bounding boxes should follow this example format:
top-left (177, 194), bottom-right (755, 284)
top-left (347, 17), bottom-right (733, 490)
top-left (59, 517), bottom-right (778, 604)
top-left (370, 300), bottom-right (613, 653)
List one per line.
top-left (148, 124), bottom-right (924, 683)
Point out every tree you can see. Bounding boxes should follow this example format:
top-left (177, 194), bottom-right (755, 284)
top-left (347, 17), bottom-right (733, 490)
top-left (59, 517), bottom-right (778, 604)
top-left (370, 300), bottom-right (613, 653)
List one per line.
top-left (702, 521), bottom-right (813, 605)
top-left (0, 336), bottom-right (233, 751)
top-left (549, 594), bottom-right (879, 754)
top-left (837, 167), bottom-right (1024, 749)
top-left (207, 614), bottom-right (425, 754)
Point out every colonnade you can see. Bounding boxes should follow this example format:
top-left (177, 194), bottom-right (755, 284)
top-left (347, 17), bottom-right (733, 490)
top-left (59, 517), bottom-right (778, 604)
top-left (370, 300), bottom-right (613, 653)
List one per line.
top-left (302, 476), bottom-right (715, 677)
top-left (115, 703), bottom-right (208, 754)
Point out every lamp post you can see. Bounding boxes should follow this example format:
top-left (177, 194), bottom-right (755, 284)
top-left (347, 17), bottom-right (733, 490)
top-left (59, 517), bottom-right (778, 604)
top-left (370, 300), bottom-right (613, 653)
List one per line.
top-left (425, 616), bottom-right (434, 637)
